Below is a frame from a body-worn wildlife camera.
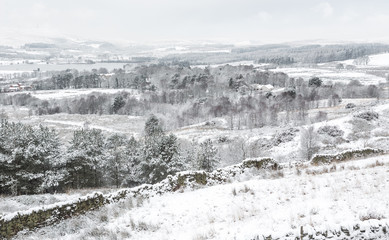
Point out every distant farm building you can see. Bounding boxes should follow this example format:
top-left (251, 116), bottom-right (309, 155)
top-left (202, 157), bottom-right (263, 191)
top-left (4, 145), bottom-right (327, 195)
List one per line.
top-left (5, 83), bottom-right (32, 92)
top-left (250, 84), bottom-right (274, 92)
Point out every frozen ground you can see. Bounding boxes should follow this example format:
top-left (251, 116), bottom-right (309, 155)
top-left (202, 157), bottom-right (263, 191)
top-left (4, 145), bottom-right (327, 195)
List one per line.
top-left (4, 88), bottom-right (141, 100)
top-left (1, 98), bottom-right (386, 156)
top-left (271, 67), bottom-right (385, 85)
top-left (0, 63), bottom-right (127, 76)
top-left (172, 99), bottom-right (389, 162)
top-left (12, 154), bottom-right (389, 240)
top-left (0, 105), bottom-right (146, 142)
top-left (2, 96), bottom-right (389, 239)
top-left (341, 52), bottom-right (389, 68)
top-left (193, 61), bottom-right (269, 69)
top-left (368, 53), bottom-right (389, 67)
top-left (271, 52), bottom-right (389, 85)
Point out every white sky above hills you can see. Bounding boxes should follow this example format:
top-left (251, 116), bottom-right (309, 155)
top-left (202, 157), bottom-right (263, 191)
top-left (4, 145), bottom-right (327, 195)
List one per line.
top-left (0, 0), bottom-right (389, 45)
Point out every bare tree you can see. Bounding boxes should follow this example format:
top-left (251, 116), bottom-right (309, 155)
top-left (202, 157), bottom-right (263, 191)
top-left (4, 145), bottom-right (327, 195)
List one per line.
top-left (300, 126), bottom-right (319, 161)
top-left (386, 73), bottom-right (389, 98)
top-left (353, 56), bottom-right (370, 65)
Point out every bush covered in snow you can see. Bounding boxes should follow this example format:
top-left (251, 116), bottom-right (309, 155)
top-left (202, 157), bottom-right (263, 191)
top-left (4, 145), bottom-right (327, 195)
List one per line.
top-left (273, 128), bottom-right (299, 146)
top-left (317, 125), bottom-right (344, 138)
top-left (354, 111), bottom-right (379, 121)
top-left (252, 138), bottom-right (273, 150)
top-left (345, 103), bottom-right (356, 109)
top-left (0, 121), bottom-right (63, 195)
top-left (217, 136), bottom-right (229, 143)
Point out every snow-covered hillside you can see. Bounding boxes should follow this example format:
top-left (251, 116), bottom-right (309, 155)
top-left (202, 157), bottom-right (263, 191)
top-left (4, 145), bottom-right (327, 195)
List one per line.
top-left (0, 188), bottom-right (117, 217)
top-left (341, 53), bottom-right (389, 68)
top-left (14, 88), bottom-right (141, 100)
top-left (270, 52), bottom-right (389, 85)
top-left (271, 67), bottom-right (385, 85)
top-left (1, 49), bottom-right (389, 239)
top-left (12, 154), bottom-right (389, 240)
top-left (3, 97), bottom-right (387, 239)
top-left (2, 97), bottom-right (389, 240)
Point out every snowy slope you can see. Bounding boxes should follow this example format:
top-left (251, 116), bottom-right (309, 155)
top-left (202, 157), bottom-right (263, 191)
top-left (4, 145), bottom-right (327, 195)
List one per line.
top-left (271, 67), bottom-right (385, 85)
top-left (4, 88), bottom-right (141, 100)
top-left (341, 52), bottom-right (389, 67)
top-left (13, 155), bottom-right (389, 240)
top-left (368, 53), bottom-right (389, 66)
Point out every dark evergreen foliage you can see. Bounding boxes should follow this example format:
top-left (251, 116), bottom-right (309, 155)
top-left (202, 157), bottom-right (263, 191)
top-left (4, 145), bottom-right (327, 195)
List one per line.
top-left (112, 95), bottom-right (125, 114)
top-left (0, 121), bottom-right (61, 195)
top-left (308, 77), bottom-right (323, 87)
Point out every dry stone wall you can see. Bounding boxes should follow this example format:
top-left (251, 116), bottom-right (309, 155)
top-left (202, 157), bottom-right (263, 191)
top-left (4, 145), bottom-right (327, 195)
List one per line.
top-left (311, 148), bottom-right (384, 165)
top-left (0, 158), bottom-right (278, 239)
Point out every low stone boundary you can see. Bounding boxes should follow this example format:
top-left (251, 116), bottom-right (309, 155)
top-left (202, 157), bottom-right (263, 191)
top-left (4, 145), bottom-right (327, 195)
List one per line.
top-left (311, 148), bottom-right (384, 165)
top-left (252, 220), bottom-right (389, 239)
top-left (0, 157), bottom-right (278, 239)
top-left (0, 193), bottom-right (106, 239)
top-left (1, 155), bottom-right (387, 239)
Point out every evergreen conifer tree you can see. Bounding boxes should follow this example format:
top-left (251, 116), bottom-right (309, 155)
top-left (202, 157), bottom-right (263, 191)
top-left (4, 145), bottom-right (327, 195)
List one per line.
top-left (197, 139), bottom-right (220, 172)
top-left (139, 115), bottom-right (183, 184)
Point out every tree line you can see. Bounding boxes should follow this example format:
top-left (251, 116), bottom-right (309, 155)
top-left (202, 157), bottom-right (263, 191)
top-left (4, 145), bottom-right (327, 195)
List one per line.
top-left (0, 116), bottom-right (220, 196)
top-left (0, 67), bottom-right (383, 131)
top-left (164, 43), bottom-right (389, 65)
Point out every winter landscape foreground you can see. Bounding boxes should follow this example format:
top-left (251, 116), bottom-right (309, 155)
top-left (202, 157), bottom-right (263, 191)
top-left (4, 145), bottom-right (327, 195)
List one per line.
top-left (2, 26), bottom-right (389, 240)
top-left (3, 154), bottom-right (388, 240)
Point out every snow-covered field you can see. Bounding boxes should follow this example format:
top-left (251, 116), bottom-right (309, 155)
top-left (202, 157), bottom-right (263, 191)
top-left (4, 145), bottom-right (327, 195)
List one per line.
top-left (0, 105), bottom-right (146, 142)
top-left (0, 60), bottom-right (41, 66)
top-left (270, 52), bottom-right (389, 85)
top-left (172, 99), bottom-right (389, 163)
top-left (271, 67), bottom-right (385, 85)
top-left (193, 61), bottom-right (269, 69)
top-left (341, 52), bottom-right (389, 68)
top-left (2, 98), bottom-right (389, 239)
top-left (12, 154), bottom-right (389, 240)
top-left (368, 53), bottom-right (389, 67)
top-left (1, 58), bottom-right (389, 239)
top-left (4, 88), bottom-right (141, 100)
top-left (1, 52), bottom-right (387, 86)
top-left (0, 62), bottom-right (127, 74)
top-left (2, 98), bottom-right (387, 155)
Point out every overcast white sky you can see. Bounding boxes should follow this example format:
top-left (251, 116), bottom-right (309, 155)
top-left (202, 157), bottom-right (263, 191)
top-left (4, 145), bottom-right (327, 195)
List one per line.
top-left (0, 0), bottom-right (388, 44)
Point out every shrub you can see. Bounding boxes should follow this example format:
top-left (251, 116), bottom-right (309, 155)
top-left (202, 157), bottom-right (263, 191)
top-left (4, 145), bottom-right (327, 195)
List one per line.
top-left (273, 128), bottom-right (298, 146)
top-left (240, 185), bottom-right (251, 194)
top-left (308, 77), bottom-right (322, 87)
top-left (253, 138), bottom-right (273, 150)
top-left (314, 111), bottom-right (328, 122)
top-left (317, 125), bottom-right (344, 137)
top-left (242, 158), bottom-right (279, 170)
top-left (232, 188), bottom-right (237, 196)
top-left (354, 111), bottom-right (379, 121)
top-left (360, 211), bottom-right (385, 221)
top-left (335, 63), bottom-right (344, 69)
top-left (217, 136), bottom-right (229, 143)
top-left (345, 103), bottom-right (356, 109)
